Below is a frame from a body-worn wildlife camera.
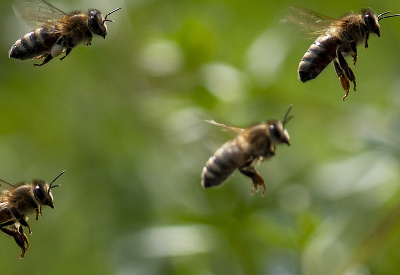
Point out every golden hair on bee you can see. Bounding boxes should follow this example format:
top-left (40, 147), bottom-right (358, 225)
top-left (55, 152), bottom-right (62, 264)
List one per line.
top-left (284, 7), bottom-right (400, 100)
top-left (0, 170), bottom-right (64, 258)
top-left (201, 106), bottom-right (293, 195)
top-left (9, 0), bottom-right (121, 66)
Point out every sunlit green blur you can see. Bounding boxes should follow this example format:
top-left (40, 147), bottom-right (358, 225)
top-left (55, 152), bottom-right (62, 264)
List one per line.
top-left (1, 0), bottom-right (400, 274)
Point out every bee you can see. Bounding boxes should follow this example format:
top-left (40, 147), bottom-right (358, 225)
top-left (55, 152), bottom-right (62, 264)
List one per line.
top-left (0, 170), bottom-right (64, 258)
top-left (9, 0), bottom-right (121, 66)
top-left (284, 7), bottom-right (400, 100)
top-left (201, 106), bottom-right (293, 195)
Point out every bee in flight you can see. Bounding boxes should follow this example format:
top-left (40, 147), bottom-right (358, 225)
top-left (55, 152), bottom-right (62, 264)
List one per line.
top-left (201, 106), bottom-right (293, 195)
top-left (0, 171), bottom-right (64, 258)
top-left (9, 0), bottom-right (121, 66)
top-left (284, 7), bottom-right (400, 100)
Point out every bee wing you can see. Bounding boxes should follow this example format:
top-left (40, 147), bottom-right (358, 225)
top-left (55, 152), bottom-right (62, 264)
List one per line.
top-left (0, 179), bottom-right (14, 192)
top-left (282, 6), bottom-right (337, 36)
top-left (205, 120), bottom-right (244, 134)
top-left (12, 0), bottom-right (66, 27)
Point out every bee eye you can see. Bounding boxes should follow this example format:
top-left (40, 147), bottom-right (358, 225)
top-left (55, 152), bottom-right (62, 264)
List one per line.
top-left (34, 186), bottom-right (46, 202)
top-left (269, 124), bottom-right (281, 139)
top-left (364, 14), bottom-right (376, 29)
top-left (88, 17), bottom-right (100, 32)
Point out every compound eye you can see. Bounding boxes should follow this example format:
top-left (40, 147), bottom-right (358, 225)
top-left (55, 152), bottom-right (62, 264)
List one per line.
top-left (364, 14), bottom-right (375, 28)
top-left (269, 124), bottom-right (281, 139)
top-left (34, 186), bottom-right (46, 202)
top-left (89, 16), bottom-right (100, 32)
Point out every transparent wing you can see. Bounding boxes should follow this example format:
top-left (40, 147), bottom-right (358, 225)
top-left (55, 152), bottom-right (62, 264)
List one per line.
top-left (0, 179), bottom-right (13, 193)
top-left (205, 120), bottom-right (244, 134)
top-left (12, 0), bottom-right (66, 27)
top-left (281, 6), bottom-right (337, 36)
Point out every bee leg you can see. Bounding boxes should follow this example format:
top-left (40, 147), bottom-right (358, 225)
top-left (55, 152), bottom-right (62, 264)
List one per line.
top-left (364, 32), bottom-right (369, 49)
top-left (11, 208), bottom-right (32, 235)
top-left (239, 166), bottom-right (266, 195)
top-left (34, 54), bottom-right (53, 67)
top-left (350, 42), bottom-right (357, 66)
top-left (342, 31), bottom-right (358, 66)
top-left (1, 226), bottom-right (28, 259)
top-left (19, 225), bottom-right (29, 253)
top-left (333, 60), bottom-right (350, 100)
top-left (59, 47), bottom-right (72, 61)
top-left (336, 49), bottom-right (356, 96)
top-left (35, 206), bottom-right (42, 220)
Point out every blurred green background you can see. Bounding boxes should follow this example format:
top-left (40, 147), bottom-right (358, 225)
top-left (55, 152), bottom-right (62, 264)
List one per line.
top-left (1, 0), bottom-right (400, 274)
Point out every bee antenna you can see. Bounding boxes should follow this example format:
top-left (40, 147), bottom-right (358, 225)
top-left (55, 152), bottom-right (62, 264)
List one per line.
top-left (49, 170), bottom-right (65, 190)
top-left (378, 11), bottom-right (400, 21)
top-left (103, 7), bottom-right (122, 24)
top-left (282, 105), bottom-right (294, 127)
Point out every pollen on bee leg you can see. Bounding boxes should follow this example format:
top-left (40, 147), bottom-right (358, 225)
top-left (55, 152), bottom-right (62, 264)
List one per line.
top-left (340, 76), bottom-right (350, 100)
top-left (50, 44), bottom-right (64, 58)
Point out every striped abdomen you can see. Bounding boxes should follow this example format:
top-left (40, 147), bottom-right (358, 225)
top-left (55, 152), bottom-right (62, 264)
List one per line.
top-left (298, 35), bottom-right (340, 82)
top-left (201, 140), bottom-right (249, 188)
top-left (9, 26), bottom-right (60, 60)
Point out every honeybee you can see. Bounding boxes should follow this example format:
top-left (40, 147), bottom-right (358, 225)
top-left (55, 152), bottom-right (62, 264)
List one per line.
top-left (0, 170), bottom-right (64, 258)
top-left (284, 7), bottom-right (400, 100)
top-left (9, 0), bottom-right (121, 66)
top-left (201, 106), bottom-right (293, 195)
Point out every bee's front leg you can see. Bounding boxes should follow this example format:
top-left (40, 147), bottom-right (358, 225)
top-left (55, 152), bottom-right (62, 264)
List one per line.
top-left (364, 32), bottom-right (370, 49)
top-left (239, 165), bottom-right (266, 195)
top-left (85, 38), bottom-right (93, 46)
top-left (35, 206), bottom-right (42, 220)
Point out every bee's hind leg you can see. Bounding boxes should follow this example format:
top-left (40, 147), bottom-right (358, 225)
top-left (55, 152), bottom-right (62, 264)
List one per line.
top-left (337, 48), bottom-right (356, 91)
top-left (333, 60), bottom-right (350, 100)
top-left (239, 165), bottom-right (266, 195)
top-left (34, 54), bottom-right (53, 67)
top-left (1, 225), bottom-right (28, 259)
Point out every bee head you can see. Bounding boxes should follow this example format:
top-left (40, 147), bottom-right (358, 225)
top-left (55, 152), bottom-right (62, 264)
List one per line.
top-left (33, 171), bottom-right (64, 209)
top-left (88, 8), bottom-right (121, 39)
top-left (268, 121), bottom-right (290, 146)
top-left (268, 105), bottom-right (293, 146)
top-left (361, 8), bottom-right (382, 37)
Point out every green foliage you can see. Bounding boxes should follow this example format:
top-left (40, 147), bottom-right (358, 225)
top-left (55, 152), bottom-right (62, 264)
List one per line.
top-left (1, 0), bottom-right (400, 274)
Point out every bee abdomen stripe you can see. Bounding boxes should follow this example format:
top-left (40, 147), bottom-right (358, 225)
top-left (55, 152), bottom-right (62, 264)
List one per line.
top-left (9, 27), bottom-right (59, 60)
top-left (298, 35), bottom-right (340, 82)
top-left (201, 142), bottom-right (244, 188)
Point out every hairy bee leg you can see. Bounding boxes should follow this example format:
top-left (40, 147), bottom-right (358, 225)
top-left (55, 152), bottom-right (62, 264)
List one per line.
top-left (34, 54), bottom-right (53, 66)
top-left (333, 60), bottom-right (350, 100)
top-left (364, 32), bottom-right (370, 49)
top-left (342, 31), bottom-right (358, 66)
top-left (335, 49), bottom-right (356, 100)
top-left (60, 47), bottom-right (72, 61)
top-left (239, 166), bottom-right (266, 195)
top-left (350, 43), bottom-right (357, 66)
top-left (1, 227), bottom-right (27, 258)
top-left (336, 48), bottom-right (356, 89)
top-left (11, 208), bottom-right (32, 235)
top-left (35, 206), bottom-right (42, 220)
top-left (19, 226), bottom-right (29, 253)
